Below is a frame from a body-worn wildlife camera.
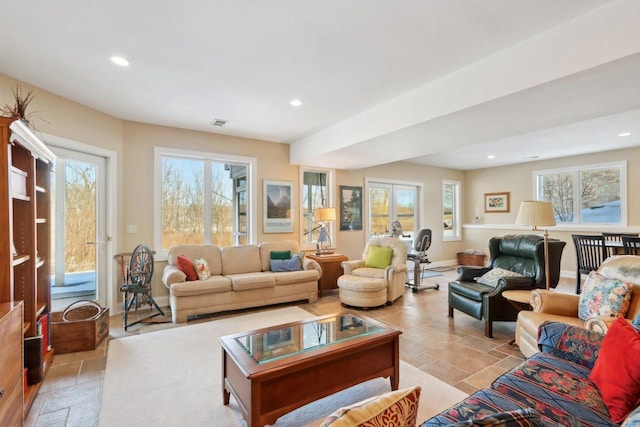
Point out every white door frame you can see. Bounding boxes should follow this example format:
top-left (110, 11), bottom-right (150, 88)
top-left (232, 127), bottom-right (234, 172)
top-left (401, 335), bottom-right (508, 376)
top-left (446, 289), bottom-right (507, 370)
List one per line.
top-left (45, 133), bottom-right (118, 312)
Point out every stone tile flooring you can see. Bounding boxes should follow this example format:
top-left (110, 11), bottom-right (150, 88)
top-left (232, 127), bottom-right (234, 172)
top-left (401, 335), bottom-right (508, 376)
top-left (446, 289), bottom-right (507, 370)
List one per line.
top-left (25, 269), bottom-right (576, 426)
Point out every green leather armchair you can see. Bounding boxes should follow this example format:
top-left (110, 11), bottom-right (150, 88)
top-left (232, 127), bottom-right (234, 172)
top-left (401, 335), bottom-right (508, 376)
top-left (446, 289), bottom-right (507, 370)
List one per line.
top-left (448, 234), bottom-right (566, 338)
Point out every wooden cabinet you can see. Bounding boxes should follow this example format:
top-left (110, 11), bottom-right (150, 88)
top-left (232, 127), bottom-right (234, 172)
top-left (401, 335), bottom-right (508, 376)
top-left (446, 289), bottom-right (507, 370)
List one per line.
top-left (306, 253), bottom-right (348, 295)
top-left (0, 117), bottom-right (55, 419)
top-left (0, 302), bottom-right (23, 427)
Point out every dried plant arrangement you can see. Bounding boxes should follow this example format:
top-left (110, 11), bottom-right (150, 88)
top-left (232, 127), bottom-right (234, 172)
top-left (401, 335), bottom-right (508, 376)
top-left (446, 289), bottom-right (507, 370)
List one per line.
top-left (1, 84), bottom-right (36, 121)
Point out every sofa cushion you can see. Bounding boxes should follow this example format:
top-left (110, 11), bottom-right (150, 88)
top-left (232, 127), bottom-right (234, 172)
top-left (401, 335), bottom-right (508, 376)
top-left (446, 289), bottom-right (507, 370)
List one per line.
top-left (537, 321), bottom-right (603, 369)
top-left (589, 317), bottom-right (640, 423)
top-left (176, 255), bottom-right (198, 281)
top-left (446, 408), bottom-right (545, 427)
top-left (365, 245), bottom-right (393, 269)
top-left (491, 352), bottom-right (613, 426)
top-left (351, 267), bottom-right (386, 279)
top-left (320, 385), bottom-right (421, 427)
top-left (226, 272), bottom-right (275, 291)
top-left (475, 267), bottom-right (524, 287)
top-left (168, 244), bottom-right (223, 275)
top-left (169, 275), bottom-right (232, 297)
top-left (273, 269), bottom-right (318, 285)
top-left (578, 271), bottom-right (633, 320)
top-left (221, 245), bottom-right (262, 275)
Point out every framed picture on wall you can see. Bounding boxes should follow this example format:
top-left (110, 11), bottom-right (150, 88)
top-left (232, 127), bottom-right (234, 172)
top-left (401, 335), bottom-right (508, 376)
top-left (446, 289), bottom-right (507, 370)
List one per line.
top-left (264, 180), bottom-right (294, 233)
top-left (339, 186), bottom-right (363, 231)
top-left (484, 192), bottom-right (510, 213)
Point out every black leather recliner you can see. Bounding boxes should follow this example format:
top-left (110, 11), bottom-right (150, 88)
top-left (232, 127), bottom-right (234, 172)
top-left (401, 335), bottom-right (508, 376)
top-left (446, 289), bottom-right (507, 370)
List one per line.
top-left (448, 234), bottom-right (566, 338)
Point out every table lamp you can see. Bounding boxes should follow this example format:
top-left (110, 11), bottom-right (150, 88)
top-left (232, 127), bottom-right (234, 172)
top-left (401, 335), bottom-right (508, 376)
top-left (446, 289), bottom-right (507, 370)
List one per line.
top-left (515, 201), bottom-right (556, 290)
top-left (313, 207), bottom-right (336, 253)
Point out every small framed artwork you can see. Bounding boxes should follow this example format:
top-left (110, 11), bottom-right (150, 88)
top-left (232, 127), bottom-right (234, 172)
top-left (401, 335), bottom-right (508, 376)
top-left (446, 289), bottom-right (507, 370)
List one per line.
top-left (264, 180), bottom-right (294, 233)
top-left (339, 186), bottom-right (363, 231)
top-left (484, 192), bottom-right (510, 213)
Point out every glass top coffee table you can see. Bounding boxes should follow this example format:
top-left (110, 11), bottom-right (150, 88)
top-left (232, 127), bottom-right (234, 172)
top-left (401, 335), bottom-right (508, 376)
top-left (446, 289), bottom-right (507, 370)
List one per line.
top-left (219, 311), bottom-right (401, 427)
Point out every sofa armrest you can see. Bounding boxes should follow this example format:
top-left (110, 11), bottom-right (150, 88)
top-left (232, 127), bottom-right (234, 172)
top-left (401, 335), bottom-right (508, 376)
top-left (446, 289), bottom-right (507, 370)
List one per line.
top-left (456, 266), bottom-right (491, 282)
top-left (384, 264), bottom-right (407, 280)
top-left (342, 260), bottom-right (365, 275)
top-left (537, 321), bottom-right (603, 368)
top-left (162, 265), bottom-right (186, 288)
top-left (303, 258), bottom-right (322, 276)
top-left (530, 289), bottom-right (580, 316)
top-left (584, 316), bottom-right (631, 334)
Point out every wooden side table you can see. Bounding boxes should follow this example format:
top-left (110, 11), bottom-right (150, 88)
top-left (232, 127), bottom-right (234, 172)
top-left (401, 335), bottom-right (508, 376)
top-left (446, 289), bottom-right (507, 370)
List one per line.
top-left (306, 253), bottom-right (348, 295)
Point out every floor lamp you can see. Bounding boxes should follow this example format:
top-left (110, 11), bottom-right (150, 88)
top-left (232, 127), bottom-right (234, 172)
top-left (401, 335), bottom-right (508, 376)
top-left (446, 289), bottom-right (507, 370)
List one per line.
top-left (515, 201), bottom-right (556, 290)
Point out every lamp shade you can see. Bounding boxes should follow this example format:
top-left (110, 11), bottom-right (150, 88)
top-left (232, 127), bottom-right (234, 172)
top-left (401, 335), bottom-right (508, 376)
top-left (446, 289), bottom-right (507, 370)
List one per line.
top-left (515, 201), bottom-right (556, 227)
top-left (313, 207), bottom-right (336, 222)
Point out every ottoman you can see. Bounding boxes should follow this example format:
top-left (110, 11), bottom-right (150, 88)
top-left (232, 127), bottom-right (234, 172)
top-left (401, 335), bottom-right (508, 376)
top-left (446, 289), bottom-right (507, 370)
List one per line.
top-left (337, 275), bottom-right (387, 308)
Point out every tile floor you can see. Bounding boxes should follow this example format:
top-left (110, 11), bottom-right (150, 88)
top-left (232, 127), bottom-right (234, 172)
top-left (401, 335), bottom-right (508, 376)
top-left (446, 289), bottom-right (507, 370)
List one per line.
top-left (24, 269), bottom-right (576, 427)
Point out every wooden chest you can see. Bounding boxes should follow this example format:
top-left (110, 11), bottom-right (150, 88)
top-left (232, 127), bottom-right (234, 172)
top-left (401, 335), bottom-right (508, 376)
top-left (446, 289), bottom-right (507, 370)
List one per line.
top-left (457, 252), bottom-right (486, 266)
top-left (51, 307), bottom-right (109, 354)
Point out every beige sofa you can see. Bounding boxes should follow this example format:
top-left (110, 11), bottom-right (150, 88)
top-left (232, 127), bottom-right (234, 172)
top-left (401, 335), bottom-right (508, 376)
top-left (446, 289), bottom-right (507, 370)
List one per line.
top-left (516, 255), bottom-right (640, 357)
top-left (162, 241), bottom-right (320, 323)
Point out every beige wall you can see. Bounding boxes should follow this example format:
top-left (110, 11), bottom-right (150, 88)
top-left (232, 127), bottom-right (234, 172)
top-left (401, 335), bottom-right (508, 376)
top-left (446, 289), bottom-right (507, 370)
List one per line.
top-left (4, 73), bottom-right (639, 308)
top-left (462, 147), bottom-right (640, 278)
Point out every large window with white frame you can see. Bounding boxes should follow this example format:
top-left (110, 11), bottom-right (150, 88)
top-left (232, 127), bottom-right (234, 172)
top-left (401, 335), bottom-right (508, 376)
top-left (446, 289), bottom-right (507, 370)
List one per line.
top-left (367, 180), bottom-right (419, 241)
top-left (535, 161), bottom-right (626, 225)
top-left (154, 147), bottom-right (257, 255)
top-left (442, 180), bottom-right (461, 241)
top-left (300, 168), bottom-right (334, 249)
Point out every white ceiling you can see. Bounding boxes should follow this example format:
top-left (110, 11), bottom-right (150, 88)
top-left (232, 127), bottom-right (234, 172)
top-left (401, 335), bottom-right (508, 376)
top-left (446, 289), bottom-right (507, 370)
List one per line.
top-left (1, 0), bottom-right (639, 170)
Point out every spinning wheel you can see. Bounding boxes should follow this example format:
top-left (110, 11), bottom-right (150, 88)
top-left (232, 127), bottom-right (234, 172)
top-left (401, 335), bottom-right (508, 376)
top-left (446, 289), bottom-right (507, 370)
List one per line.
top-left (120, 244), bottom-right (164, 330)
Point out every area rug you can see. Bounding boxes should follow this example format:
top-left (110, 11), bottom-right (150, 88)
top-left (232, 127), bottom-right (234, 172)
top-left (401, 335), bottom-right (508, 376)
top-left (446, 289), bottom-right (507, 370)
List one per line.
top-left (99, 306), bottom-right (467, 426)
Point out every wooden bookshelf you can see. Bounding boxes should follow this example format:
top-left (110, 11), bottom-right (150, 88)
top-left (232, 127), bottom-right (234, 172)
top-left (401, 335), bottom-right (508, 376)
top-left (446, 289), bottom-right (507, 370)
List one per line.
top-left (0, 117), bottom-right (55, 420)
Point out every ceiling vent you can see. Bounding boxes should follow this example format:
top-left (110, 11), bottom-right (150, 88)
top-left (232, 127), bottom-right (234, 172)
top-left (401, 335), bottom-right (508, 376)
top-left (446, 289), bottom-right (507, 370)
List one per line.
top-left (210, 118), bottom-right (228, 127)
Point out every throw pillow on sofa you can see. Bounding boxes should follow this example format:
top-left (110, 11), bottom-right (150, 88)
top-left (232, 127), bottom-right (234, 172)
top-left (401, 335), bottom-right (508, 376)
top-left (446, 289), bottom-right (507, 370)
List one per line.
top-left (193, 258), bottom-right (211, 280)
top-left (270, 250), bottom-right (292, 260)
top-left (578, 271), bottom-right (633, 320)
top-left (270, 254), bottom-right (303, 272)
top-left (365, 246), bottom-right (393, 269)
top-left (320, 385), bottom-right (421, 427)
top-left (176, 255), bottom-right (198, 281)
top-left (475, 267), bottom-right (524, 287)
top-left (589, 317), bottom-right (640, 423)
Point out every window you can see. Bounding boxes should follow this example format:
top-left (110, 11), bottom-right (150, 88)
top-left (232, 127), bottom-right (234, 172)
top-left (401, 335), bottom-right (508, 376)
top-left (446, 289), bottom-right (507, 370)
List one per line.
top-left (300, 168), bottom-right (334, 249)
top-left (442, 180), bottom-right (460, 241)
top-left (367, 181), bottom-right (419, 240)
top-left (535, 161), bottom-right (626, 225)
top-left (155, 147), bottom-right (256, 255)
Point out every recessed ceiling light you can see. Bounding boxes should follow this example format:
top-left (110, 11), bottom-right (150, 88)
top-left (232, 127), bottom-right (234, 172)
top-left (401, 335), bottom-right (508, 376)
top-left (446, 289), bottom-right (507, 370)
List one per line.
top-left (290, 99), bottom-right (303, 107)
top-left (110, 56), bottom-right (130, 67)
top-left (618, 132), bottom-right (631, 137)
top-left (487, 154), bottom-right (496, 160)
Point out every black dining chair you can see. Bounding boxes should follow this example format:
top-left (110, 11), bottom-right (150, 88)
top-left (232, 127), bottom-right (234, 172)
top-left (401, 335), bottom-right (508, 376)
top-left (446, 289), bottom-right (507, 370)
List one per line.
top-left (622, 236), bottom-right (640, 255)
top-left (571, 234), bottom-right (608, 294)
top-left (602, 232), bottom-right (639, 257)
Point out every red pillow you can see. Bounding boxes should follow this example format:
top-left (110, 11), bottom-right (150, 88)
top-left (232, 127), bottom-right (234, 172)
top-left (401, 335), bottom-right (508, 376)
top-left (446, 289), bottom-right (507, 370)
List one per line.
top-left (589, 317), bottom-right (640, 423)
top-left (176, 255), bottom-right (198, 281)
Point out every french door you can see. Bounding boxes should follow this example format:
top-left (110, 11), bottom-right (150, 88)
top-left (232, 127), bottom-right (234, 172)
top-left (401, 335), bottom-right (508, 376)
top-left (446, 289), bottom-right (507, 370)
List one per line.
top-left (50, 147), bottom-right (107, 310)
top-left (367, 182), bottom-right (418, 240)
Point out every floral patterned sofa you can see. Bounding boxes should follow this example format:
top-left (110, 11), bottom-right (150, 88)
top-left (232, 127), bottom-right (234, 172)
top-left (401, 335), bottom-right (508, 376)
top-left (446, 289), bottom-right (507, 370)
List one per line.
top-left (421, 320), bottom-right (640, 426)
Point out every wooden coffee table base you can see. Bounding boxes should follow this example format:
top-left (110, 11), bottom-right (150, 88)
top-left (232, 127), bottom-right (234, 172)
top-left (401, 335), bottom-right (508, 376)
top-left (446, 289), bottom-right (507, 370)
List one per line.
top-left (221, 329), bottom-right (400, 427)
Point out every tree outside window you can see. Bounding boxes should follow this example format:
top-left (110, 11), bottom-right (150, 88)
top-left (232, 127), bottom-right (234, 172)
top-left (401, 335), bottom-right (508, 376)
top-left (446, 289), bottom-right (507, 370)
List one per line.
top-left (536, 162), bottom-right (625, 225)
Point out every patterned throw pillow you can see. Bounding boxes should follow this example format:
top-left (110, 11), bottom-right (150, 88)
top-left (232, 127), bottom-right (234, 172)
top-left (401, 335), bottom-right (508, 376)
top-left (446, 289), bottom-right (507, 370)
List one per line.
top-left (475, 267), bottom-right (524, 287)
top-left (192, 258), bottom-right (211, 280)
top-left (320, 386), bottom-right (421, 427)
top-left (578, 271), bottom-right (633, 321)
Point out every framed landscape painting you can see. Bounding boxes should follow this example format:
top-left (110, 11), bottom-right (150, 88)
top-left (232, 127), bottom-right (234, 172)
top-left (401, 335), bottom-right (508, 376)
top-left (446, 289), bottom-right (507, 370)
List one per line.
top-left (484, 192), bottom-right (510, 213)
top-left (264, 180), bottom-right (294, 233)
top-left (339, 186), bottom-right (363, 231)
